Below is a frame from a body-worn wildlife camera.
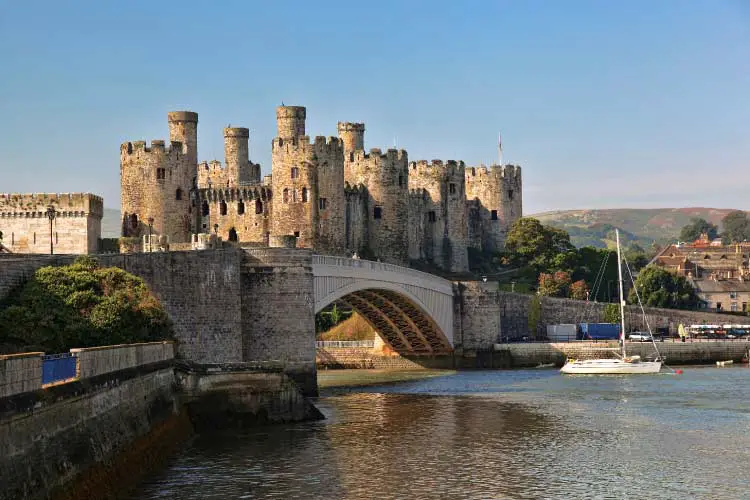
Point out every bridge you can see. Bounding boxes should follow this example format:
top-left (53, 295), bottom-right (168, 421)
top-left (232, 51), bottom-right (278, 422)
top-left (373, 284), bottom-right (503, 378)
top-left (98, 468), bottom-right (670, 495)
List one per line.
top-left (312, 255), bottom-right (454, 355)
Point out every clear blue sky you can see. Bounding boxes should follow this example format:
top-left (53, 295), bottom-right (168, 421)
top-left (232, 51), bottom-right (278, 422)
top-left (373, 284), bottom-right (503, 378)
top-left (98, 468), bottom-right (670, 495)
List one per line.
top-left (1, 0), bottom-right (748, 214)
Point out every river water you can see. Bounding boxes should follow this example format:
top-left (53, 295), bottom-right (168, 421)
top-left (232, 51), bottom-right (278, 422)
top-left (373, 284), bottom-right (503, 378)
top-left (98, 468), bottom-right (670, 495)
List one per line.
top-left (133, 367), bottom-right (750, 499)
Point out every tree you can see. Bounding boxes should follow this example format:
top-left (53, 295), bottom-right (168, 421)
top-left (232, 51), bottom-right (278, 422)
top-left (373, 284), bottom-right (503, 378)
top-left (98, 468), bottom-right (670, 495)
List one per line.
top-left (628, 265), bottom-right (700, 310)
top-left (569, 280), bottom-right (589, 300)
top-left (623, 244), bottom-right (649, 272)
top-left (0, 256), bottom-right (172, 354)
top-left (603, 303), bottom-right (621, 324)
top-left (679, 217), bottom-right (719, 242)
top-left (721, 211), bottom-right (750, 243)
top-left (505, 217), bottom-right (575, 270)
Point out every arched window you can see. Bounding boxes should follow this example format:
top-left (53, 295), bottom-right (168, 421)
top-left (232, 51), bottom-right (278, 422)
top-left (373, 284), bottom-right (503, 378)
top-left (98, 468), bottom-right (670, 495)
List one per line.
top-left (283, 188), bottom-right (289, 203)
top-left (220, 200), bottom-right (227, 215)
top-left (255, 199), bottom-right (263, 214)
top-left (237, 201), bottom-right (245, 215)
top-left (291, 167), bottom-right (299, 179)
top-left (201, 200), bottom-right (209, 216)
top-left (176, 188), bottom-right (183, 200)
top-left (301, 187), bottom-right (308, 202)
top-left (129, 213), bottom-right (138, 229)
top-left (228, 228), bottom-right (238, 242)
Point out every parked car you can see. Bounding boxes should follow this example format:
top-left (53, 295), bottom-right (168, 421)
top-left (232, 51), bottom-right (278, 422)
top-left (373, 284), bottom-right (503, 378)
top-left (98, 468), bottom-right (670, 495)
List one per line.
top-left (628, 332), bottom-right (654, 342)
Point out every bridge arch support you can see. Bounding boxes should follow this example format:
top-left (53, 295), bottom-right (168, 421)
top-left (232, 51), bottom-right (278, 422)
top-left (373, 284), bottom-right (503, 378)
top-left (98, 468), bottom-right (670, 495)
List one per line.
top-left (312, 256), bottom-right (454, 355)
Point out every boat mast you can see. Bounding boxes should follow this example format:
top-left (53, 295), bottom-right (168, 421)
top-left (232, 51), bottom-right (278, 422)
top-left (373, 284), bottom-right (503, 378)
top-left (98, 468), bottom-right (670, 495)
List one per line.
top-left (616, 229), bottom-right (627, 358)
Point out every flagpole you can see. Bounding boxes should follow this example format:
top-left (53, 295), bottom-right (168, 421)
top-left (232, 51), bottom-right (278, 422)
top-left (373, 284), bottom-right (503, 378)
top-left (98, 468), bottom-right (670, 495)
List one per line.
top-left (498, 132), bottom-right (503, 166)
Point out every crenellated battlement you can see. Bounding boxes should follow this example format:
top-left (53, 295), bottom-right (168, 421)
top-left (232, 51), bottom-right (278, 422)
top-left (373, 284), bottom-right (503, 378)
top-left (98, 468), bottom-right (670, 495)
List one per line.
top-left (409, 159), bottom-right (466, 178)
top-left (0, 192), bottom-right (104, 218)
top-left (198, 185), bottom-right (272, 202)
top-left (120, 140), bottom-right (186, 156)
top-left (351, 148), bottom-right (408, 163)
top-left (272, 135), bottom-right (343, 155)
top-left (466, 163), bottom-right (522, 182)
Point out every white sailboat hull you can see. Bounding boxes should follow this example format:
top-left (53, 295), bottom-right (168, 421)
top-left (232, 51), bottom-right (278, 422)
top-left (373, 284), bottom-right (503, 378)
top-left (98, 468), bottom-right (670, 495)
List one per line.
top-left (561, 359), bottom-right (662, 375)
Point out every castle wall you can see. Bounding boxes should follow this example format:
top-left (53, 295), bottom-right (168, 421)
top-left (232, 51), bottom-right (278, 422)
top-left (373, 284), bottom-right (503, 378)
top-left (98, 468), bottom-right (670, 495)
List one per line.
top-left (345, 149), bottom-right (409, 264)
top-left (316, 140), bottom-right (346, 255)
top-left (408, 160), bottom-right (469, 272)
top-left (0, 193), bottom-right (103, 254)
top-left (198, 187), bottom-right (271, 244)
top-left (345, 185), bottom-right (368, 255)
top-left (465, 164), bottom-right (522, 253)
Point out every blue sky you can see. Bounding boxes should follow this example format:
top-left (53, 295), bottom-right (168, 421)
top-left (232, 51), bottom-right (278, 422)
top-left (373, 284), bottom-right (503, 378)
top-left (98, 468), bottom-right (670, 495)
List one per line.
top-left (0, 0), bottom-right (748, 214)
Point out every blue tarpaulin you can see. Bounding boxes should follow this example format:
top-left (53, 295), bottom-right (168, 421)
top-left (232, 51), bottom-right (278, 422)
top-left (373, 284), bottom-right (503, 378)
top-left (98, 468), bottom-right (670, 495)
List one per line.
top-left (579, 323), bottom-right (621, 340)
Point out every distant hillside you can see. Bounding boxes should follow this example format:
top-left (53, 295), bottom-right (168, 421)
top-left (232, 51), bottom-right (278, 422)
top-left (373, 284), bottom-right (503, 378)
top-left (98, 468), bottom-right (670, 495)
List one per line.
top-left (531, 208), bottom-right (740, 249)
top-left (102, 208), bottom-right (120, 238)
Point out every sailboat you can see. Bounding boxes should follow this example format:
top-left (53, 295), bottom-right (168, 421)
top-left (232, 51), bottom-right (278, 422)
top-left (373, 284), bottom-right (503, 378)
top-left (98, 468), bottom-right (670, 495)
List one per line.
top-left (560, 229), bottom-right (662, 375)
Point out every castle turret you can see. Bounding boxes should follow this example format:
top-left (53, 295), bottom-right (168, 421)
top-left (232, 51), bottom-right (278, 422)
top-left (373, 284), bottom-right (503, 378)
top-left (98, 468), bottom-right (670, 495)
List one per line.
top-left (223, 127), bottom-right (261, 185)
top-left (408, 159), bottom-right (468, 273)
top-left (465, 164), bottom-right (522, 252)
top-left (276, 106), bottom-right (306, 139)
top-left (167, 111), bottom-right (198, 168)
top-left (271, 108), bottom-right (346, 254)
top-left (120, 111), bottom-right (196, 246)
top-left (337, 122), bottom-right (365, 155)
top-left (344, 148), bottom-right (409, 265)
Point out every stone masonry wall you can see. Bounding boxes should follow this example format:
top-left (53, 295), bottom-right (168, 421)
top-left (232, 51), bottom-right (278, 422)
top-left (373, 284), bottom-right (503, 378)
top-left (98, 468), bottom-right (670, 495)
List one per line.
top-left (344, 185), bottom-right (368, 255)
top-left (0, 352), bottom-right (42, 398)
top-left (454, 284), bottom-right (750, 351)
top-left (465, 165), bottom-right (522, 253)
top-left (0, 193), bottom-right (103, 254)
top-left (198, 187), bottom-right (271, 244)
top-left (345, 149), bottom-right (409, 264)
top-left (240, 247), bottom-right (317, 396)
top-left (408, 160), bottom-right (469, 272)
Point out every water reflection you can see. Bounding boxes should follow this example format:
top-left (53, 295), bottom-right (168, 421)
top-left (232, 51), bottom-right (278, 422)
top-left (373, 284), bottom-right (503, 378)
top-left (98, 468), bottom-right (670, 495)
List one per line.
top-left (134, 368), bottom-right (750, 499)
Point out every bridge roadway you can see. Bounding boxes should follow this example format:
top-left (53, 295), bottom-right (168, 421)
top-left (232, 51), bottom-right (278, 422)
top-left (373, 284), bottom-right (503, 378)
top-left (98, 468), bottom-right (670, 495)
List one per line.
top-left (312, 255), bottom-right (455, 355)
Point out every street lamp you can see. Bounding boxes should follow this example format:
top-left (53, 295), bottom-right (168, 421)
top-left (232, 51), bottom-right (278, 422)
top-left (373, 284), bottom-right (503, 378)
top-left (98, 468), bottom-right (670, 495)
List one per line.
top-left (45, 206), bottom-right (56, 255)
top-left (147, 217), bottom-right (154, 252)
top-left (482, 275), bottom-right (488, 283)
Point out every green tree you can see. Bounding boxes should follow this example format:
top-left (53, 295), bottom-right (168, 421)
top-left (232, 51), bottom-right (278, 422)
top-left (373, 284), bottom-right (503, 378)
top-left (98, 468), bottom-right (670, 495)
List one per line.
top-left (628, 265), bottom-right (700, 310)
top-left (623, 244), bottom-right (649, 272)
top-left (505, 217), bottom-right (575, 270)
top-left (0, 256), bottom-right (172, 354)
top-left (603, 303), bottom-right (621, 324)
top-left (679, 217), bottom-right (719, 242)
top-left (721, 211), bottom-right (750, 243)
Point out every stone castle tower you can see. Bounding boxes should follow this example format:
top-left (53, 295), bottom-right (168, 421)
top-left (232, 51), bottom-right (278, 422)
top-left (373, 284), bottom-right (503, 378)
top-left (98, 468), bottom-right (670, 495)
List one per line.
top-left (270, 106), bottom-right (345, 254)
top-left (120, 106), bottom-right (523, 273)
top-left (120, 111), bottom-right (196, 244)
top-left (339, 122), bottom-right (410, 265)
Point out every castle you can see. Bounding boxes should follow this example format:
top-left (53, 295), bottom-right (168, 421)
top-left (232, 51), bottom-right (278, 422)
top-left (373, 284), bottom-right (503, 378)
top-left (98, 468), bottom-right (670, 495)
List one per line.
top-left (120, 107), bottom-right (522, 272)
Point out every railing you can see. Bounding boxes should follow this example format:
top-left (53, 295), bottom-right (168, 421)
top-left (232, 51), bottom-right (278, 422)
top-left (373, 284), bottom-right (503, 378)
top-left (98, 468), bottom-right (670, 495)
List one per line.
top-left (312, 255), bottom-right (452, 287)
top-left (316, 340), bottom-right (375, 348)
top-left (41, 353), bottom-right (77, 385)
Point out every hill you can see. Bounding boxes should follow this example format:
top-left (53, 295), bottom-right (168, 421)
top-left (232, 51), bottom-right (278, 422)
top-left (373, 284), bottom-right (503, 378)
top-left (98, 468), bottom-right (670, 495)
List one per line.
top-left (531, 208), bottom-right (739, 249)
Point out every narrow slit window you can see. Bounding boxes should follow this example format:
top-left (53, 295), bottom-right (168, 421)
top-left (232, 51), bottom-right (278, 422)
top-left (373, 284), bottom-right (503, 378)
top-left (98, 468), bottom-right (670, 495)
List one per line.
top-left (374, 206), bottom-right (382, 219)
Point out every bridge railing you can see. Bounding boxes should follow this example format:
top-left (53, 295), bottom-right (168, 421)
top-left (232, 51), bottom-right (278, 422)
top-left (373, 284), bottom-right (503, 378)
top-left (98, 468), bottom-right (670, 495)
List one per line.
top-left (312, 255), bottom-right (452, 286)
top-left (316, 340), bottom-right (375, 348)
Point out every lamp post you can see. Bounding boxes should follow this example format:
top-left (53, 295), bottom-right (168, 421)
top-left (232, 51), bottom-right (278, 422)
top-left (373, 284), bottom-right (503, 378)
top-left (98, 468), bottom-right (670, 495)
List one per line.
top-left (147, 217), bottom-right (154, 252)
top-left (45, 206), bottom-right (56, 255)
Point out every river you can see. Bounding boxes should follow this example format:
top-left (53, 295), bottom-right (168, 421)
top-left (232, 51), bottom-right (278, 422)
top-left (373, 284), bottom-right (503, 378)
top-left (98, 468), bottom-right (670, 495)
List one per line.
top-left (132, 367), bottom-right (750, 499)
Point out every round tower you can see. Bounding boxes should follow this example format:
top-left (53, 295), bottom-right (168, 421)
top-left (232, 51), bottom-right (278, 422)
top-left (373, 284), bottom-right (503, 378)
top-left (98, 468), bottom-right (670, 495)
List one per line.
top-left (167, 111), bottom-right (198, 167)
top-left (224, 127), bottom-right (249, 184)
top-left (337, 122), bottom-right (365, 154)
top-left (276, 106), bottom-right (306, 139)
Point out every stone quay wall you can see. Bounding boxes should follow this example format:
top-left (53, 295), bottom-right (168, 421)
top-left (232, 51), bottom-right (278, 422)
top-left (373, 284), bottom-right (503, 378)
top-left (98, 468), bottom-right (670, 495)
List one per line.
top-left (454, 283), bottom-right (747, 352)
top-left (0, 342), bottom-right (187, 500)
top-left (494, 341), bottom-right (750, 368)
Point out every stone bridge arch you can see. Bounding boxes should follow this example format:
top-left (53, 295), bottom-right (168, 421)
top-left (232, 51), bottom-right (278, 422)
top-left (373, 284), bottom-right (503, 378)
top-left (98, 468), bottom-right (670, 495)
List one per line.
top-left (312, 256), bottom-right (454, 355)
